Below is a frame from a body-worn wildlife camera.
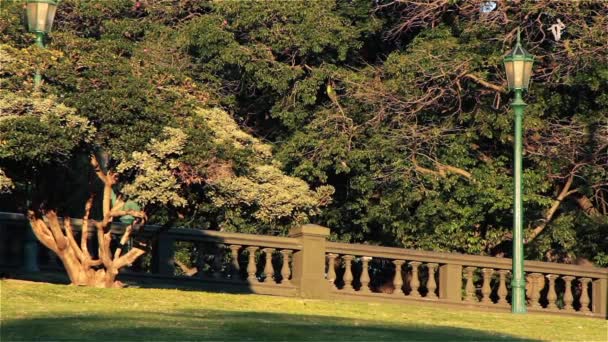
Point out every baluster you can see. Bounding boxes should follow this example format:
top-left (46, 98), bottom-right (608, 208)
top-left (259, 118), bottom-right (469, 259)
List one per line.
top-left (262, 248), bottom-right (275, 283)
top-left (426, 263), bottom-right (438, 299)
top-left (579, 278), bottom-right (591, 313)
top-left (280, 249), bottom-right (292, 285)
top-left (326, 253), bottom-right (338, 290)
top-left (546, 274), bottom-right (558, 310)
top-left (481, 268), bottom-right (494, 304)
top-left (246, 246), bottom-right (258, 282)
top-left (212, 244), bottom-right (224, 279)
top-left (409, 261), bottom-right (421, 297)
top-left (528, 273), bottom-right (543, 309)
top-left (497, 270), bottom-right (509, 306)
top-left (464, 267), bottom-right (477, 302)
top-left (358, 256), bottom-right (372, 293)
top-left (342, 255), bottom-right (355, 292)
top-left (392, 260), bottom-right (405, 296)
top-left (229, 245), bottom-right (241, 281)
top-left (562, 276), bottom-right (575, 312)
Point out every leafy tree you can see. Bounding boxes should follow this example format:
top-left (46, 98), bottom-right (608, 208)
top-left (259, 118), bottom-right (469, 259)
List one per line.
top-left (0, 1), bottom-right (331, 286)
top-left (1, 0), bottom-right (606, 271)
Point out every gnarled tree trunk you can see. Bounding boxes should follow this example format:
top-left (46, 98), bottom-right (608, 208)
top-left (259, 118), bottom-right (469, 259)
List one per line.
top-left (26, 155), bottom-right (147, 288)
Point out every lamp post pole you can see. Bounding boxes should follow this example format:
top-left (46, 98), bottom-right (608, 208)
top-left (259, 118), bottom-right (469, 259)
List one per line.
top-left (503, 28), bottom-right (534, 314)
top-left (24, 32), bottom-right (47, 273)
top-left (34, 32), bottom-right (45, 90)
top-left (23, 0), bottom-right (59, 272)
top-left (511, 88), bottom-right (526, 313)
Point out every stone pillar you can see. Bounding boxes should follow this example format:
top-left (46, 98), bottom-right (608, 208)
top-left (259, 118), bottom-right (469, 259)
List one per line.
top-left (151, 233), bottom-right (174, 276)
top-left (439, 263), bottom-right (463, 302)
top-left (288, 224), bottom-right (331, 299)
top-left (591, 277), bottom-right (607, 318)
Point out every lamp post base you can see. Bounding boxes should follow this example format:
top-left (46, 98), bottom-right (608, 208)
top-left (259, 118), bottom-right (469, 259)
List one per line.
top-left (511, 279), bottom-right (527, 313)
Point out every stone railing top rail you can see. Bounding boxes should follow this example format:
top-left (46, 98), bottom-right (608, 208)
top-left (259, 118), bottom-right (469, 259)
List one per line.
top-left (3, 212), bottom-right (604, 278)
top-left (0, 212), bottom-right (301, 250)
top-left (326, 241), bottom-right (608, 279)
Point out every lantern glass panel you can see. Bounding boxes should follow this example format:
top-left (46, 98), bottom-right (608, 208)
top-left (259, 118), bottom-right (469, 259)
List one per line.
top-left (513, 60), bottom-right (525, 89)
top-left (26, 3), bottom-right (39, 32)
top-left (523, 60), bottom-right (533, 89)
top-left (26, 2), bottom-right (56, 33)
top-left (504, 60), bottom-right (514, 89)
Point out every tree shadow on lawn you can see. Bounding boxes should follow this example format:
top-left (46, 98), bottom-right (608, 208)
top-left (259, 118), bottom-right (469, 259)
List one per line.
top-left (2, 309), bottom-right (535, 341)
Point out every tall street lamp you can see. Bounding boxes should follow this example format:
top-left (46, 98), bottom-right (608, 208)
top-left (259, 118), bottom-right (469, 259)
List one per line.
top-left (503, 29), bottom-right (534, 314)
top-left (22, 0), bottom-right (59, 273)
top-left (25, 0), bottom-right (58, 90)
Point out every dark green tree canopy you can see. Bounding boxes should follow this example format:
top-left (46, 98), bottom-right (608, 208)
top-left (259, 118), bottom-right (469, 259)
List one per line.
top-left (1, 0), bottom-right (606, 266)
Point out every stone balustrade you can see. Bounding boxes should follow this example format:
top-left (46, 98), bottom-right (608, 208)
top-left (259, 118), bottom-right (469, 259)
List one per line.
top-left (324, 240), bottom-right (607, 317)
top-left (0, 212), bottom-right (606, 319)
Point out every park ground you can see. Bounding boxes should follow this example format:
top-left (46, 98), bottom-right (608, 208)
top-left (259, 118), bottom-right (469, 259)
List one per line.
top-left (1, 279), bottom-right (606, 341)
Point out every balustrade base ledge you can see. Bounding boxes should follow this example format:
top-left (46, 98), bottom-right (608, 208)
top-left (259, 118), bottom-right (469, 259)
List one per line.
top-left (330, 290), bottom-right (606, 320)
top-left (119, 271), bottom-right (298, 297)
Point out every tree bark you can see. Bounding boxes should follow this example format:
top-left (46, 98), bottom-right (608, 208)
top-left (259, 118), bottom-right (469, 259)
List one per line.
top-left (24, 154), bottom-right (149, 288)
top-left (575, 195), bottom-right (601, 217)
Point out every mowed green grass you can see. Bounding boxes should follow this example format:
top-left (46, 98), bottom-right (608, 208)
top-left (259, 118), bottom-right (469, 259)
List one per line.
top-left (1, 279), bottom-right (606, 341)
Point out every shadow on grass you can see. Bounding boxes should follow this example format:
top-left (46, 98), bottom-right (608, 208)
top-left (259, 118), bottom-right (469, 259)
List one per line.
top-left (2, 309), bottom-right (535, 341)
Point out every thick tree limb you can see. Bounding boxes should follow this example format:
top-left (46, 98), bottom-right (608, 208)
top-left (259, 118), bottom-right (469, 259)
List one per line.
top-left (114, 248), bottom-right (146, 269)
top-left (576, 195), bottom-right (601, 217)
top-left (174, 259), bottom-right (198, 276)
top-left (95, 221), bottom-right (113, 269)
top-left (102, 182), bottom-right (112, 220)
top-left (463, 74), bottom-right (507, 94)
top-left (113, 224), bottom-right (134, 260)
top-left (413, 157), bottom-right (473, 180)
top-left (27, 213), bottom-right (58, 253)
top-left (45, 211), bottom-right (68, 251)
top-left (90, 154), bottom-right (108, 184)
top-left (63, 218), bottom-right (84, 262)
top-left (109, 210), bottom-right (146, 219)
top-left (81, 196), bottom-right (94, 257)
top-left (527, 173), bottom-right (577, 243)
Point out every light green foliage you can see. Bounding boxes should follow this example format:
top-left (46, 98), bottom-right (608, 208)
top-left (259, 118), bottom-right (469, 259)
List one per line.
top-left (200, 107), bottom-right (334, 233)
top-left (0, 91), bottom-right (95, 165)
top-left (0, 169), bottom-right (14, 193)
top-left (199, 108), bottom-right (272, 161)
top-left (117, 127), bottom-right (188, 209)
top-left (211, 164), bottom-right (333, 228)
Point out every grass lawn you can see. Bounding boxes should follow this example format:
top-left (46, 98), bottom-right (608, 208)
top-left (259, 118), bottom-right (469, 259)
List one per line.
top-left (1, 279), bottom-right (606, 341)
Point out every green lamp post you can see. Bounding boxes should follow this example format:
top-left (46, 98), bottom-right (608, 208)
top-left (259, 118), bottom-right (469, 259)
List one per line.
top-left (25, 0), bottom-right (58, 90)
top-left (503, 29), bottom-right (534, 314)
top-left (22, 0), bottom-right (59, 273)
